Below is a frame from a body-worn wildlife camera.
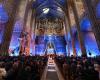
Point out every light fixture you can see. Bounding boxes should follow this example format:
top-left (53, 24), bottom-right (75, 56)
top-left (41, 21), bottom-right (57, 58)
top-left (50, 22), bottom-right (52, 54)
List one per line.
top-left (43, 8), bottom-right (50, 14)
top-left (57, 7), bottom-right (62, 12)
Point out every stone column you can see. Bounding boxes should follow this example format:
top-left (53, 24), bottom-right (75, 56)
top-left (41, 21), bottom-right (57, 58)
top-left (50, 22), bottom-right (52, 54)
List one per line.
top-left (63, 20), bottom-right (69, 56)
top-left (82, 0), bottom-right (100, 51)
top-left (65, 4), bottom-right (77, 57)
top-left (24, 8), bottom-right (33, 56)
top-left (19, 0), bottom-right (33, 56)
top-left (0, 0), bottom-right (20, 55)
top-left (34, 19), bottom-right (38, 55)
top-left (31, 10), bottom-right (36, 56)
top-left (68, 0), bottom-right (87, 57)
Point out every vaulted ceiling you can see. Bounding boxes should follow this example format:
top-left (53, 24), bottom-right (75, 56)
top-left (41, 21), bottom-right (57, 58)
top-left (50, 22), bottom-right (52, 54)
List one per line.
top-left (32, 0), bottom-right (66, 19)
top-left (32, 0), bottom-right (86, 20)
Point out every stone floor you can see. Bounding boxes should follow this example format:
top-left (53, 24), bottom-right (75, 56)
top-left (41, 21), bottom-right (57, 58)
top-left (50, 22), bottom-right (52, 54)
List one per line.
top-left (41, 57), bottom-right (64, 80)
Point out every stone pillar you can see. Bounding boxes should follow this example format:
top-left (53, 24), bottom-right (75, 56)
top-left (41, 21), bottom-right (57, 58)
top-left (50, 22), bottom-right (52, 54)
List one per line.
top-left (19, 0), bottom-right (33, 56)
top-left (0, 0), bottom-right (20, 55)
top-left (63, 20), bottom-right (70, 56)
top-left (82, 0), bottom-right (100, 51)
top-left (65, 5), bottom-right (77, 57)
top-left (69, 0), bottom-right (87, 57)
top-left (24, 9), bottom-right (33, 56)
top-left (31, 10), bottom-right (36, 56)
top-left (34, 19), bottom-right (38, 55)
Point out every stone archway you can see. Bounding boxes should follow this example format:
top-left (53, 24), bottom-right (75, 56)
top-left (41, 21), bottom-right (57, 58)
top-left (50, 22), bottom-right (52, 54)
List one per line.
top-left (45, 41), bottom-right (56, 56)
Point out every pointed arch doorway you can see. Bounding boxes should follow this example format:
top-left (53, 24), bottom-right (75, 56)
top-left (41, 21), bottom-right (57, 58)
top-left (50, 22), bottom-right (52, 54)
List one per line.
top-left (45, 41), bottom-right (56, 57)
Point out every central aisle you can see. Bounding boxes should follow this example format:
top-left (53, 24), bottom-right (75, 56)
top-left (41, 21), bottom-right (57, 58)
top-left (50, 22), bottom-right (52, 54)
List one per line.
top-left (41, 57), bottom-right (64, 80)
top-left (46, 57), bottom-right (59, 80)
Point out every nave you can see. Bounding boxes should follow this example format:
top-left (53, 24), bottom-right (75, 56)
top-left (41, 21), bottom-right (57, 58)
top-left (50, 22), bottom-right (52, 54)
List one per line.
top-left (0, 0), bottom-right (100, 80)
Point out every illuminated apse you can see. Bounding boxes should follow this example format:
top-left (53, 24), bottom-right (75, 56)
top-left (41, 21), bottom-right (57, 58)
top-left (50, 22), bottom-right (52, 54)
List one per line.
top-left (35, 35), bottom-right (66, 55)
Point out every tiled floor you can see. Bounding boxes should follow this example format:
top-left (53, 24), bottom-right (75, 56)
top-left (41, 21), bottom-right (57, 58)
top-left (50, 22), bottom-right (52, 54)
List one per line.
top-left (46, 58), bottom-right (59, 80)
top-left (41, 57), bottom-right (64, 80)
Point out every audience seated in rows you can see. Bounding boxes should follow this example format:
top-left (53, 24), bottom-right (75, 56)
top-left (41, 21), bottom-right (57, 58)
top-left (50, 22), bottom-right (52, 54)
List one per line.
top-left (0, 56), bottom-right (48, 80)
top-left (55, 55), bottom-right (100, 80)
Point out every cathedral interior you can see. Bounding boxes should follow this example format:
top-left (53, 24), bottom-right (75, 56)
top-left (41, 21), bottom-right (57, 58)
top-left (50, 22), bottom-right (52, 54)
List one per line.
top-left (0, 0), bottom-right (100, 57)
top-left (0, 0), bottom-right (100, 80)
